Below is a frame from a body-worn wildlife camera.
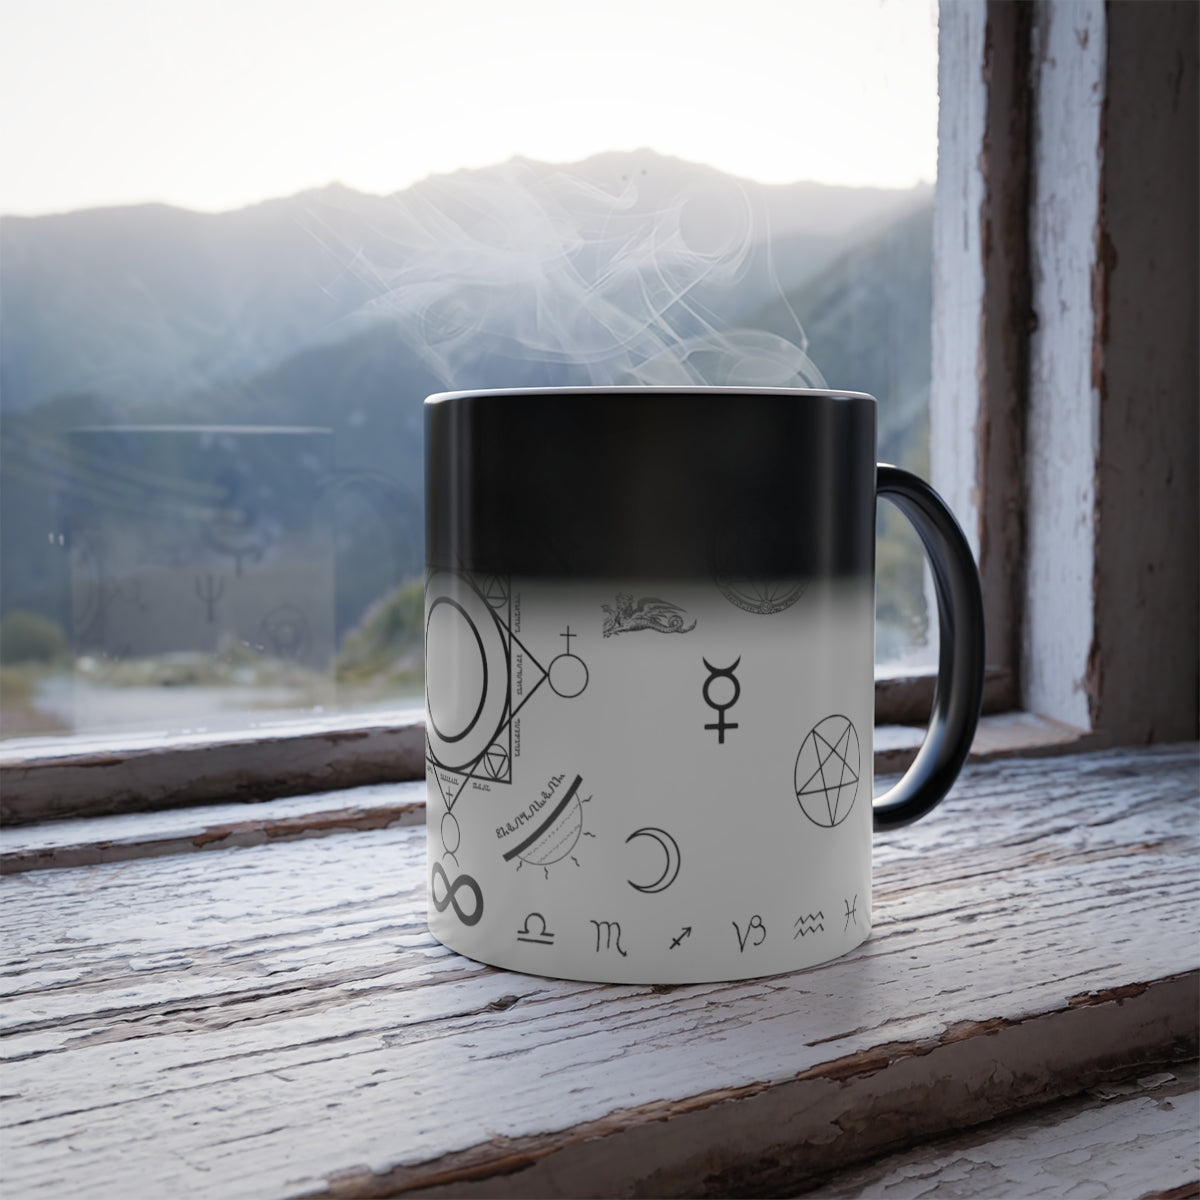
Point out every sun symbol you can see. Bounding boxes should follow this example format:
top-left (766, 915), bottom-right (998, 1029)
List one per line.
top-left (502, 775), bottom-right (595, 879)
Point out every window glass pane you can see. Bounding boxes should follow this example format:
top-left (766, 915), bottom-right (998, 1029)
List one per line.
top-left (0, 0), bottom-right (938, 739)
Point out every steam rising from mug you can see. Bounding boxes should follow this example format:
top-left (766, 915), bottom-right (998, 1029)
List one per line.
top-left (311, 159), bottom-right (827, 389)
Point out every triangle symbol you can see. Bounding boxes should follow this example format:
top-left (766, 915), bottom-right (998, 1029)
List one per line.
top-left (481, 574), bottom-right (509, 609)
top-left (509, 628), bottom-right (549, 716)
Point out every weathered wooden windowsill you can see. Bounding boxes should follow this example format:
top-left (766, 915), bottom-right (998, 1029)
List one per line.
top-left (2, 744), bottom-right (1197, 1198)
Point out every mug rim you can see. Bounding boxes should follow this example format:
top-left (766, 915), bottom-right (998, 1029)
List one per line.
top-left (425, 385), bottom-right (876, 405)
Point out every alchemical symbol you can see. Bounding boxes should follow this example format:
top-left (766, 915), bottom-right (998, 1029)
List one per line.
top-left (548, 625), bottom-right (589, 699)
top-left (430, 862), bottom-right (484, 927)
top-left (702, 656), bottom-right (741, 744)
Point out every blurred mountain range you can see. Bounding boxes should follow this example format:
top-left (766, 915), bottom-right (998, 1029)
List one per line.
top-left (0, 149), bottom-right (933, 645)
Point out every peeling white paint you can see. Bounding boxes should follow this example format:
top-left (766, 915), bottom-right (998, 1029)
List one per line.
top-left (931, 0), bottom-right (987, 557)
top-left (1024, 0), bottom-right (1106, 730)
top-left (1, 746), bottom-right (1196, 1198)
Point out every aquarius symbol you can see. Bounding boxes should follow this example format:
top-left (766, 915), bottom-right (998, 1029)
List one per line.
top-left (195, 574), bottom-right (225, 623)
top-left (793, 911), bottom-right (825, 939)
top-left (430, 862), bottom-right (484, 927)
top-left (732, 914), bottom-right (766, 952)
top-left (702, 657), bottom-right (741, 744)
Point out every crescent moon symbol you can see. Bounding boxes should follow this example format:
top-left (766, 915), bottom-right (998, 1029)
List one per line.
top-left (625, 827), bottom-right (681, 894)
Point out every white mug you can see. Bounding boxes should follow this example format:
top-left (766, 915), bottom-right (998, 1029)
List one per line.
top-left (424, 387), bottom-right (984, 983)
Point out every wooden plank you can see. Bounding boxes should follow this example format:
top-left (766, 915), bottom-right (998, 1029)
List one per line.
top-left (0, 710), bottom-right (427, 825)
top-left (0, 679), bottom-right (1022, 825)
top-left (797, 1063), bottom-right (1199, 1198)
top-left (930, 1), bottom-right (1031, 713)
top-left (1, 745), bottom-right (1196, 1199)
top-left (0, 781), bottom-right (426, 873)
top-left (2, 714), bottom-right (1088, 873)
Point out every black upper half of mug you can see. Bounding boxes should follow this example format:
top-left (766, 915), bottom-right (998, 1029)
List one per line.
top-left (425, 387), bottom-right (878, 581)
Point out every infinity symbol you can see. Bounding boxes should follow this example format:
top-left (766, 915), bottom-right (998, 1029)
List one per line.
top-left (430, 861), bottom-right (484, 927)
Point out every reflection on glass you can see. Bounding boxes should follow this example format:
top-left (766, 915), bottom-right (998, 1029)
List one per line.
top-left (0, 167), bottom-right (935, 738)
top-left (57, 427), bottom-right (336, 732)
top-left (0, 1), bottom-right (938, 740)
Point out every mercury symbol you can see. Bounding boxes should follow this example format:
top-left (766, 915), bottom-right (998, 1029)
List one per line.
top-left (702, 657), bottom-right (741, 744)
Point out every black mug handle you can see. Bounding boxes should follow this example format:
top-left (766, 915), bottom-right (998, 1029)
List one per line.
top-left (873, 465), bottom-right (986, 830)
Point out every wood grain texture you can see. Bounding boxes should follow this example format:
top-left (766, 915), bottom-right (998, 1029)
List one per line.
top-left (0, 711), bottom-right (427, 825)
top-left (0, 782), bottom-right (426, 874)
top-left (798, 1063), bottom-right (1199, 1198)
top-left (1025, 0), bottom-right (1106, 730)
top-left (2, 714), bottom-right (1088, 874)
top-left (2, 745), bottom-right (1196, 1199)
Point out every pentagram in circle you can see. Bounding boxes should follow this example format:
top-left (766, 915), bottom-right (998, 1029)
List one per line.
top-left (794, 715), bottom-right (861, 828)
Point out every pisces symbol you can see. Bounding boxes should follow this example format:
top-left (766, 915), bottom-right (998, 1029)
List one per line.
top-left (702, 657), bottom-right (741, 744)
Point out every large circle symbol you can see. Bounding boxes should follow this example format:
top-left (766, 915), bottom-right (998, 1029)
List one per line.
top-left (425, 598), bottom-right (487, 744)
top-left (425, 572), bottom-right (510, 772)
top-left (794, 715), bottom-right (861, 828)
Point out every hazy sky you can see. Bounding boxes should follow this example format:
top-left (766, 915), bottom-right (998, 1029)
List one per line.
top-left (0, 0), bottom-right (938, 217)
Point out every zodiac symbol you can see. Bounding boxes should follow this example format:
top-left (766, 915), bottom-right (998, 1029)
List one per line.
top-left (669, 926), bottom-right (692, 949)
top-left (732, 915), bottom-right (766, 952)
top-left (194, 574), bottom-right (225, 623)
top-left (590, 919), bottom-right (628, 957)
top-left (793, 912), bottom-right (825, 939)
top-left (517, 913), bottom-right (555, 945)
top-left (430, 862), bottom-right (484, 927)
top-left (548, 626), bottom-right (589, 698)
top-left (843, 894), bottom-right (859, 930)
top-left (702, 657), bottom-right (741, 744)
